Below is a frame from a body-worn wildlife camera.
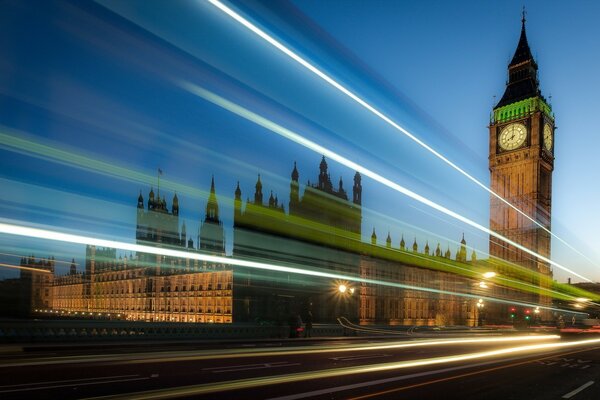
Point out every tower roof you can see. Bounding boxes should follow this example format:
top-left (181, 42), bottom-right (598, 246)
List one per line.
top-left (496, 11), bottom-right (542, 109)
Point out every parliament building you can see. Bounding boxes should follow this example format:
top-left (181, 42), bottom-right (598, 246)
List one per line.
top-left (22, 14), bottom-right (553, 327)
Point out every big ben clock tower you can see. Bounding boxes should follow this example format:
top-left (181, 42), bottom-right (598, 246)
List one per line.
top-left (489, 13), bottom-right (554, 308)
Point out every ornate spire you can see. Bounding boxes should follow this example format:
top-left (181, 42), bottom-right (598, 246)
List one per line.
top-left (137, 190), bottom-right (144, 209)
top-left (371, 228), bottom-right (377, 245)
top-left (353, 171), bottom-right (362, 205)
top-left (291, 161), bottom-right (299, 182)
top-left (254, 174), bottom-right (263, 205)
top-left (496, 9), bottom-right (541, 108)
top-left (412, 237), bottom-right (418, 252)
top-left (205, 176), bottom-right (219, 222)
top-left (386, 231), bottom-right (392, 248)
top-left (235, 181), bottom-right (241, 199)
top-left (400, 234), bottom-right (405, 250)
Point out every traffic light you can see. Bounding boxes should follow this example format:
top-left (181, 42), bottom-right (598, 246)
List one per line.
top-left (510, 307), bottom-right (516, 319)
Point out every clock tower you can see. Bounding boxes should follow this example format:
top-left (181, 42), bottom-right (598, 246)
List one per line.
top-left (489, 13), bottom-right (554, 313)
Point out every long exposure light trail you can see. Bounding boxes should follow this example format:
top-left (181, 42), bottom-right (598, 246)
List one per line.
top-left (0, 262), bottom-right (52, 274)
top-left (85, 338), bottom-right (600, 399)
top-left (205, 0), bottom-right (596, 271)
top-left (0, 221), bottom-right (582, 312)
top-left (179, 81), bottom-right (592, 283)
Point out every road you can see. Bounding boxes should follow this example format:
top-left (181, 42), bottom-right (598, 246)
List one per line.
top-left (1, 333), bottom-right (599, 399)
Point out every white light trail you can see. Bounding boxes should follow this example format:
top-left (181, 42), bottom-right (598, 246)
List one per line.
top-left (206, 0), bottom-right (596, 272)
top-left (0, 221), bottom-right (583, 311)
top-left (81, 337), bottom-right (600, 397)
top-left (178, 82), bottom-right (592, 283)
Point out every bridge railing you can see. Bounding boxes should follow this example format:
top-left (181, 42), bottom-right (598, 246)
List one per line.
top-left (0, 320), bottom-right (344, 342)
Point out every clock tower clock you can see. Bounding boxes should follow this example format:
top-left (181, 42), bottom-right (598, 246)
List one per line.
top-left (489, 13), bottom-right (554, 313)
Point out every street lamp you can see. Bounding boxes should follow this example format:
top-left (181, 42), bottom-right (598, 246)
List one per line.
top-left (338, 284), bottom-right (347, 294)
top-left (483, 272), bottom-right (496, 279)
top-left (476, 299), bottom-right (485, 327)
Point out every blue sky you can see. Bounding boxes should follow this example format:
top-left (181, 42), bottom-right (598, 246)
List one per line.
top-left (0, 0), bottom-right (599, 282)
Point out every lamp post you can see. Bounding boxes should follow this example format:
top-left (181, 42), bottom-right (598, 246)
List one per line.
top-left (476, 299), bottom-right (485, 327)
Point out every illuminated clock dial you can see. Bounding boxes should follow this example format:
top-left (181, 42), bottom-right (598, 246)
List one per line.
top-left (543, 123), bottom-right (553, 151)
top-left (499, 123), bottom-right (527, 151)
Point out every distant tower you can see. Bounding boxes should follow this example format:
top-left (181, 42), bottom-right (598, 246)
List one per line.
top-left (254, 174), bottom-right (263, 205)
top-left (318, 156), bottom-right (333, 192)
top-left (199, 176), bottom-right (225, 255)
top-left (371, 228), bottom-right (377, 245)
top-left (289, 162), bottom-right (299, 215)
top-left (69, 258), bottom-right (77, 275)
top-left (457, 234), bottom-right (467, 263)
top-left (353, 172), bottom-right (362, 206)
top-left (234, 181), bottom-right (242, 219)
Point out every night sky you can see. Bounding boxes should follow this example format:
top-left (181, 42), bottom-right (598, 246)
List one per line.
top-left (1, 0), bottom-right (599, 282)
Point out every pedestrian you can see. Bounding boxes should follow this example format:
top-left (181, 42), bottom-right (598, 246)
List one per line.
top-left (304, 311), bottom-right (313, 338)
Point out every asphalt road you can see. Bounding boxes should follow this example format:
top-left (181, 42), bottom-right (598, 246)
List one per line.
top-left (1, 334), bottom-right (599, 400)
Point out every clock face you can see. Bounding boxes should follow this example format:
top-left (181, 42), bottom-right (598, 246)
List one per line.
top-left (499, 123), bottom-right (527, 151)
top-left (543, 123), bottom-right (553, 151)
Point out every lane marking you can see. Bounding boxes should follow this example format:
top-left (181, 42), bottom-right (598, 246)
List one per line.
top-left (0, 374), bottom-right (140, 389)
top-left (0, 377), bottom-right (150, 394)
top-left (562, 381), bottom-right (595, 399)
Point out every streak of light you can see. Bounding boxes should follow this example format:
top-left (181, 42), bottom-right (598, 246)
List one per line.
top-left (0, 262), bottom-right (52, 274)
top-left (0, 132), bottom-right (586, 299)
top-left (206, 0), bottom-right (597, 273)
top-left (178, 81), bottom-right (592, 283)
top-left (0, 221), bottom-right (586, 313)
top-left (100, 335), bottom-right (561, 367)
top-left (84, 337), bottom-right (600, 399)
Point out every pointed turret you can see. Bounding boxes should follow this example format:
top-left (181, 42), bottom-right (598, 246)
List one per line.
top-left (353, 172), bottom-right (362, 205)
top-left (234, 181), bottom-right (242, 219)
top-left (70, 258), bottom-right (76, 275)
top-left (318, 156), bottom-right (333, 192)
top-left (435, 243), bottom-right (441, 257)
top-left (148, 187), bottom-right (155, 210)
top-left (412, 238), bottom-right (418, 252)
top-left (371, 228), bottom-right (377, 245)
top-left (254, 174), bottom-right (263, 205)
top-left (205, 176), bottom-right (219, 222)
top-left (200, 176), bottom-right (224, 254)
top-left (291, 161), bottom-right (299, 182)
top-left (386, 232), bottom-right (392, 248)
top-left (137, 191), bottom-right (144, 209)
top-left (268, 191), bottom-right (275, 207)
top-left (172, 192), bottom-right (179, 216)
top-left (289, 162), bottom-right (300, 215)
top-left (400, 234), bottom-right (406, 251)
top-left (424, 241), bottom-right (430, 255)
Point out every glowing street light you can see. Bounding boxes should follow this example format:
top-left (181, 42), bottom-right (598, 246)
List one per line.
top-left (483, 272), bottom-right (496, 279)
top-left (338, 284), bottom-right (347, 294)
top-left (479, 281), bottom-right (489, 289)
